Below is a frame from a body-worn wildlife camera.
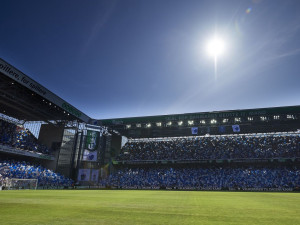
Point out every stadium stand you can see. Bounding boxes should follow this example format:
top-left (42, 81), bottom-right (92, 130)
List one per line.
top-left (1, 58), bottom-right (300, 191)
top-left (99, 105), bottom-right (300, 191)
top-left (0, 160), bottom-right (73, 188)
top-left (116, 134), bottom-right (300, 161)
top-left (103, 166), bottom-right (300, 191)
top-left (0, 58), bottom-right (86, 187)
top-left (0, 119), bottom-right (51, 155)
top-left (101, 132), bottom-right (300, 191)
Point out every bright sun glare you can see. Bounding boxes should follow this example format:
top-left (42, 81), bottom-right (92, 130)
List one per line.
top-left (206, 37), bottom-right (225, 57)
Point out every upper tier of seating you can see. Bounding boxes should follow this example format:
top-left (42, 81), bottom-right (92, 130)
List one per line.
top-left (0, 119), bottom-right (51, 155)
top-left (117, 134), bottom-right (300, 161)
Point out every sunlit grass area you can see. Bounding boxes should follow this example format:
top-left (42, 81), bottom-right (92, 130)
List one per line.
top-left (0, 190), bottom-right (300, 225)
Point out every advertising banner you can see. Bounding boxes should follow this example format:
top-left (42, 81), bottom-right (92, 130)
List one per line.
top-left (85, 130), bottom-right (99, 150)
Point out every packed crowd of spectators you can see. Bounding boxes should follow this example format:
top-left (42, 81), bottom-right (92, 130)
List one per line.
top-left (103, 166), bottom-right (300, 190)
top-left (0, 119), bottom-right (51, 155)
top-left (0, 160), bottom-right (73, 187)
top-left (117, 134), bottom-right (300, 161)
top-left (0, 174), bottom-right (3, 189)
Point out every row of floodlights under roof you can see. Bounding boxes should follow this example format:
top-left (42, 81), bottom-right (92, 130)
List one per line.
top-left (125, 115), bottom-right (296, 129)
top-left (10, 82), bottom-right (71, 117)
top-left (41, 99), bottom-right (71, 116)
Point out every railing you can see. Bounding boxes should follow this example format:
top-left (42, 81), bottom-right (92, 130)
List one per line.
top-left (0, 144), bottom-right (55, 160)
top-left (112, 157), bottom-right (300, 165)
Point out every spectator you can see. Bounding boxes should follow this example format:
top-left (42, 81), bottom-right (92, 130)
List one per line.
top-left (103, 166), bottom-right (300, 190)
top-left (117, 134), bottom-right (300, 161)
top-left (0, 160), bottom-right (73, 187)
top-left (0, 119), bottom-right (52, 155)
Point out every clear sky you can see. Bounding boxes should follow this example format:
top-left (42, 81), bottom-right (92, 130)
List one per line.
top-left (0, 0), bottom-right (299, 120)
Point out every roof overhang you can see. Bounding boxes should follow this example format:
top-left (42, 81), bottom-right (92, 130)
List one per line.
top-left (0, 58), bottom-right (91, 123)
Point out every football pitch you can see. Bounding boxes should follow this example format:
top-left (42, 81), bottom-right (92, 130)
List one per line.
top-left (0, 190), bottom-right (300, 225)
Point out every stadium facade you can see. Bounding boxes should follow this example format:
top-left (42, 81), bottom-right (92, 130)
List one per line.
top-left (0, 58), bottom-right (300, 190)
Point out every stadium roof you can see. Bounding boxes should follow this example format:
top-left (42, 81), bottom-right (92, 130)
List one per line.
top-left (100, 105), bottom-right (300, 125)
top-left (1, 56), bottom-right (299, 134)
top-left (100, 105), bottom-right (300, 138)
top-left (0, 58), bottom-right (91, 123)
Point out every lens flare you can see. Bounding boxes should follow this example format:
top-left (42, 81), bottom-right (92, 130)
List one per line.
top-left (205, 36), bottom-right (227, 80)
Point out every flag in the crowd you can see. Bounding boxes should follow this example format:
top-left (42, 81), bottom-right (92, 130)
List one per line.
top-left (77, 169), bottom-right (90, 181)
top-left (219, 126), bottom-right (226, 133)
top-left (91, 169), bottom-right (99, 182)
top-left (101, 164), bottom-right (110, 179)
top-left (191, 127), bottom-right (198, 135)
top-left (206, 126), bottom-right (210, 133)
top-left (199, 127), bottom-right (210, 134)
top-left (200, 127), bottom-right (205, 134)
top-left (83, 149), bottom-right (97, 161)
top-left (232, 125), bottom-right (240, 132)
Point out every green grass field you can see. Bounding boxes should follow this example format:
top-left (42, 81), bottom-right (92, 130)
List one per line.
top-left (0, 190), bottom-right (300, 225)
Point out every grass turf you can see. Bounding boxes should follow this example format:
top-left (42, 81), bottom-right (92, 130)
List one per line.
top-left (0, 190), bottom-right (300, 225)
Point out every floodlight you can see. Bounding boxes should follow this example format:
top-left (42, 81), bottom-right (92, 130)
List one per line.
top-left (188, 120), bottom-right (194, 125)
top-left (234, 118), bottom-right (241, 122)
top-left (260, 116), bottom-right (267, 121)
top-left (210, 119), bottom-right (217, 124)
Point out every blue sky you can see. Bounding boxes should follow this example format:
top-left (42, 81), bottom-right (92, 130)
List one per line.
top-left (0, 0), bottom-right (299, 119)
